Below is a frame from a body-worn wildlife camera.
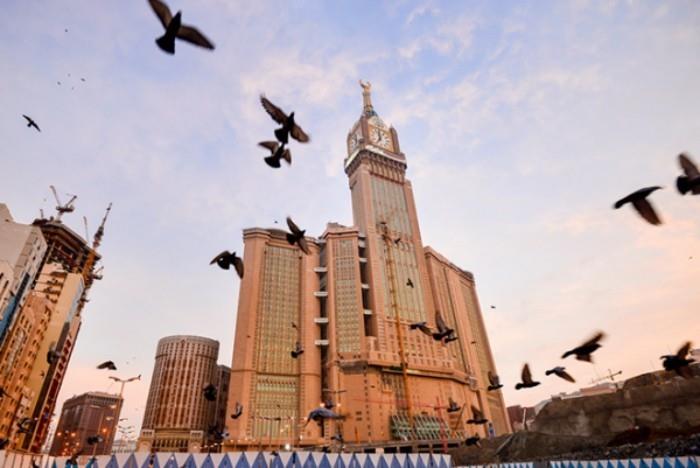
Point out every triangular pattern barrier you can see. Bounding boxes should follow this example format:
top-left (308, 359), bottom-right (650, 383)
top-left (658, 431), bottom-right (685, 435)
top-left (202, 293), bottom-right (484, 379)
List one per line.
top-left (451, 459), bottom-right (700, 468)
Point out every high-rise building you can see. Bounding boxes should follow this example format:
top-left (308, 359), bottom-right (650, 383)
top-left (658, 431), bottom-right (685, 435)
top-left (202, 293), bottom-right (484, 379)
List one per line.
top-left (138, 336), bottom-right (229, 453)
top-left (49, 391), bottom-right (123, 456)
top-left (225, 83), bottom-right (509, 450)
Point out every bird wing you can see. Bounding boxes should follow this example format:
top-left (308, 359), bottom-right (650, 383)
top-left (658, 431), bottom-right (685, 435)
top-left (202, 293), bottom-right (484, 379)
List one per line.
top-left (418, 324), bottom-right (433, 336)
top-left (435, 312), bottom-right (448, 333)
top-left (557, 369), bottom-right (576, 383)
top-left (210, 251), bottom-right (229, 265)
top-left (488, 371), bottom-right (498, 386)
top-left (233, 256), bottom-right (244, 279)
top-left (581, 331), bottom-right (605, 347)
top-left (286, 216), bottom-right (302, 235)
top-left (258, 141), bottom-right (279, 152)
top-left (521, 364), bottom-right (533, 384)
top-left (260, 95), bottom-right (288, 124)
top-left (679, 153), bottom-right (700, 178)
top-left (631, 199), bottom-right (662, 225)
top-left (22, 115), bottom-right (31, 124)
top-left (298, 236), bottom-right (310, 255)
top-left (677, 341), bottom-right (692, 359)
top-left (281, 148), bottom-right (292, 164)
top-left (471, 405), bottom-right (483, 420)
top-left (291, 123), bottom-right (310, 143)
top-left (177, 25), bottom-right (215, 49)
top-left (148, 0), bottom-right (172, 29)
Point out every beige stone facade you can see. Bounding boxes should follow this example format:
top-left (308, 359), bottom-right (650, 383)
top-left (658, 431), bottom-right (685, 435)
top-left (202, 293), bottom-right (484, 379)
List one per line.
top-left (224, 87), bottom-right (510, 450)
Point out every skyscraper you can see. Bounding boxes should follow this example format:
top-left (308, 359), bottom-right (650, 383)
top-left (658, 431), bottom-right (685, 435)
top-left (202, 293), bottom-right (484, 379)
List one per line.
top-left (224, 83), bottom-right (509, 450)
top-left (138, 336), bottom-right (229, 453)
top-left (49, 391), bottom-right (123, 456)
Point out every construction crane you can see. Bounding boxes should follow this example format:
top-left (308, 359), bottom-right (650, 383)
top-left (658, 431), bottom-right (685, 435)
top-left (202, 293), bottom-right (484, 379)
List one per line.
top-left (49, 185), bottom-right (77, 220)
top-left (81, 203), bottom-right (111, 285)
top-left (590, 368), bottom-right (623, 384)
top-left (83, 216), bottom-right (90, 242)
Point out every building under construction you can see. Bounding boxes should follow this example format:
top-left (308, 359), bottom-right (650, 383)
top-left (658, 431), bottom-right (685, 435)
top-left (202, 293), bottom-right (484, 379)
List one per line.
top-left (224, 84), bottom-right (510, 451)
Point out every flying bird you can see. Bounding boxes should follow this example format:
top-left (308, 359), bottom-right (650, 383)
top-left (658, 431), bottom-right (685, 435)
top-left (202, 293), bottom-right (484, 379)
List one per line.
top-left (545, 366), bottom-right (576, 383)
top-left (97, 361), bottom-right (117, 371)
top-left (203, 384), bottom-right (217, 402)
top-left (47, 344), bottom-right (61, 365)
top-left (446, 397), bottom-right (461, 413)
top-left (260, 95), bottom-right (310, 144)
top-left (210, 250), bottom-right (244, 279)
top-left (286, 217), bottom-right (310, 254)
top-left (613, 186), bottom-right (663, 225)
top-left (406, 278), bottom-right (414, 288)
top-left (487, 371), bottom-right (503, 391)
top-left (304, 407), bottom-right (344, 426)
top-left (490, 305), bottom-right (496, 309)
top-left (661, 341), bottom-right (695, 378)
top-left (22, 115), bottom-right (41, 132)
top-left (676, 153), bottom-right (700, 195)
top-left (562, 332), bottom-right (605, 363)
top-left (433, 312), bottom-right (455, 341)
top-left (291, 341), bottom-right (304, 359)
top-left (258, 141), bottom-right (291, 168)
top-left (467, 405), bottom-right (488, 425)
top-left (87, 435), bottom-right (104, 445)
top-left (464, 434), bottom-right (481, 447)
top-left (409, 321), bottom-right (433, 337)
top-left (230, 402), bottom-right (243, 419)
top-left (444, 335), bottom-right (459, 343)
top-left (323, 398), bottom-right (335, 410)
top-left (17, 417), bottom-right (35, 434)
top-left (515, 363), bottom-right (540, 390)
top-left (0, 387), bottom-right (5, 398)
top-left (148, 0), bottom-right (215, 54)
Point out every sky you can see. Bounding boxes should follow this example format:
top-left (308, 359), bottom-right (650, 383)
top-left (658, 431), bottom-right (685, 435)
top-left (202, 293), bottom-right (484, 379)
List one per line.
top-left (1, 0), bottom-right (700, 439)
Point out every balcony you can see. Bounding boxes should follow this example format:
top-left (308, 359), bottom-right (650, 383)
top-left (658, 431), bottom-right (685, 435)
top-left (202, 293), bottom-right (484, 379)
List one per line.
top-left (314, 317), bottom-right (329, 324)
top-left (361, 283), bottom-right (370, 290)
top-left (363, 309), bottom-right (372, 316)
top-left (359, 257), bottom-right (367, 263)
top-left (315, 339), bottom-right (329, 346)
top-left (314, 266), bottom-right (328, 273)
top-left (313, 291), bottom-right (328, 298)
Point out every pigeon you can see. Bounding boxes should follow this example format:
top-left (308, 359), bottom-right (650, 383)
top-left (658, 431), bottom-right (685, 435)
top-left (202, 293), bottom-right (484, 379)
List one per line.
top-left (433, 312), bottom-right (455, 341)
top-left (47, 343), bottom-right (61, 364)
top-left (286, 217), bottom-right (310, 254)
top-left (258, 141), bottom-right (291, 168)
top-left (446, 397), bottom-right (460, 413)
top-left (0, 387), bottom-right (5, 398)
top-left (203, 384), bottom-right (217, 402)
top-left (661, 341), bottom-right (695, 378)
top-left (393, 237), bottom-right (401, 245)
top-left (562, 332), bottom-right (605, 363)
top-left (148, 0), bottom-right (215, 54)
top-left (409, 321), bottom-right (433, 337)
top-left (487, 371), bottom-right (503, 391)
top-left (464, 434), bottom-right (481, 447)
top-left (305, 407), bottom-right (344, 426)
top-left (0, 438), bottom-right (8, 450)
top-left (31, 459), bottom-right (40, 468)
top-left (444, 335), bottom-right (459, 343)
top-left (545, 366), bottom-right (576, 383)
top-left (467, 405), bottom-right (488, 425)
top-left (86, 435), bottom-right (104, 445)
top-left (97, 361), bottom-right (117, 371)
top-left (676, 153), bottom-right (700, 195)
top-left (17, 417), bottom-right (35, 434)
top-left (22, 115), bottom-right (41, 132)
top-left (81, 78), bottom-right (86, 82)
top-left (613, 187), bottom-right (663, 225)
top-left (406, 278), bottom-right (414, 288)
top-left (230, 401), bottom-right (243, 419)
top-left (515, 363), bottom-right (540, 390)
top-left (260, 95), bottom-right (310, 145)
top-left (490, 305), bottom-right (496, 309)
top-left (210, 251), bottom-right (244, 279)
top-left (291, 321), bottom-right (298, 329)
top-left (291, 341), bottom-right (304, 359)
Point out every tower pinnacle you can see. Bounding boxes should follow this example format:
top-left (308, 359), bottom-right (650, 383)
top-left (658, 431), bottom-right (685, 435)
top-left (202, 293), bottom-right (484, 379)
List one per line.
top-left (359, 79), bottom-right (375, 116)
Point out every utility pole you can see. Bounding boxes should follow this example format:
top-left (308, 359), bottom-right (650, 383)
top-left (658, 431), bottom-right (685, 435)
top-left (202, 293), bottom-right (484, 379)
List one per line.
top-left (107, 374), bottom-right (140, 452)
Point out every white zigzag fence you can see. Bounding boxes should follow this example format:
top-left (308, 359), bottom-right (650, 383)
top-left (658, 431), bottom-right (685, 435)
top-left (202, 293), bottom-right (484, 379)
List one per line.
top-left (458, 456), bottom-right (699, 468)
top-left (0, 451), bottom-right (452, 468)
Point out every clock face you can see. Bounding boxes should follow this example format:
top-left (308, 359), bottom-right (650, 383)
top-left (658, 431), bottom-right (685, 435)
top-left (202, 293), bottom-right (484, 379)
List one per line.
top-left (371, 127), bottom-right (391, 150)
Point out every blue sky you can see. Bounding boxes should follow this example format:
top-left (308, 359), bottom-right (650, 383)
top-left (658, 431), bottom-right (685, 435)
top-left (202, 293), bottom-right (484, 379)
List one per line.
top-left (1, 0), bottom-right (699, 435)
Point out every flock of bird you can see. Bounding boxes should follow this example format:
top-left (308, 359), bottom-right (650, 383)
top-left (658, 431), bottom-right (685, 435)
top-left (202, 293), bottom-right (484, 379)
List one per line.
top-left (13, 0), bottom-right (700, 454)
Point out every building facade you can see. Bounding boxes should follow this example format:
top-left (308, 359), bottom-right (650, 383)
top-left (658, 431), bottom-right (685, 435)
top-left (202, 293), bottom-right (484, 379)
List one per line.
top-left (49, 391), bottom-right (123, 456)
top-left (224, 84), bottom-right (509, 450)
top-left (138, 336), bottom-right (229, 453)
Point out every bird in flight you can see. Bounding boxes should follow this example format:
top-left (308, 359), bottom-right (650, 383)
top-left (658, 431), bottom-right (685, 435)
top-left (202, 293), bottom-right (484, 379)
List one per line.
top-left (230, 402), bottom-right (243, 419)
top-left (148, 0), bottom-right (215, 54)
top-left (97, 361), bottom-right (117, 371)
top-left (22, 115), bottom-right (41, 132)
top-left (210, 251), bottom-right (244, 279)
top-left (433, 312), bottom-right (456, 341)
top-left (545, 366), bottom-right (576, 383)
top-left (304, 407), bottom-right (344, 426)
top-left (464, 434), bottom-right (481, 447)
top-left (291, 341), bottom-right (304, 359)
top-left (613, 187), bottom-right (663, 225)
top-left (487, 371), bottom-right (503, 391)
top-left (676, 153), bottom-right (700, 195)
top-left (406, 278), bottom-right (414, 288)
top-left (47, 343), bottom-right (61, 365)
top-left (467, 405), bottom-right (488, 425)
top-left (203, 384), bottom-right (217, 402)
top-left (260, 95), bottom-right (310, 145)
top-left (285, 217), bottom-right (310, 254)
top-left (409, 321), bottom-right (432, 336)
top-left (515, 363), bottom-right (540, 390)
top-left (661, 341), bottom-right (694, 378)
top-left (258, 141), bottom-right (291, 168)
top-left (562, 332), bottom-right (605, 363)
top-left (446, 397), bottom-right (461, 413)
